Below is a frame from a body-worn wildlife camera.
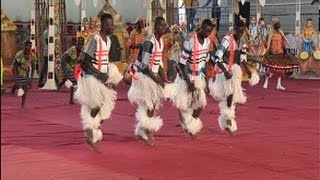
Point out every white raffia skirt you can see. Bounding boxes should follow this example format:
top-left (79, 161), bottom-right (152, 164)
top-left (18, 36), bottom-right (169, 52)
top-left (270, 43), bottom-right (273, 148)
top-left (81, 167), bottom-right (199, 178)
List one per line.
top-left (209, 64), bottom-right (247, 104)
top-left (74, 75), bottom-right (117, 120)
top-left (171, 75), bottom-right (207, 111)
top-left (127, 72), bottom-right (164, 110)
top-left (107, 63), bottom-right (124, 85)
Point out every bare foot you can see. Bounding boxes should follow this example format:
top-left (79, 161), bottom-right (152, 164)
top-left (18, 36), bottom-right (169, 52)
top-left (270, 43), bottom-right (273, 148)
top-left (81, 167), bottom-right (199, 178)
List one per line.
top-left (85, 129), bottom-right (101, 153)
top-left (225, 119), bottom-right (236, 136)
top-left (85, 138), bottom-right (101, 153)
top-left (146, 130), bottom-right (154, 143)
top-left (188, 132), bottom-right (197, 140)
top-left (138, 134), bottom-right (153, 146)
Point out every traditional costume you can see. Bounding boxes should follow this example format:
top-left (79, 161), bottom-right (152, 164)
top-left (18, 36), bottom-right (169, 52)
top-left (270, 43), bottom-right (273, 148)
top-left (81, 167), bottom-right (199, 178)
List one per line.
top-left (262, 18), bottom-right (301, 90)
top-left (170, 33), bottom-right (210, 136)
top-left (209, 33), bottom-right (247, 135)
top-left (11, 42), bottom-right (37, 108)
top-left (74, 32), bottom-right (123, 149)
top-left (128, 34), bottom-right (168, 144)
top-left (59, 38), bottom-right (83, 104)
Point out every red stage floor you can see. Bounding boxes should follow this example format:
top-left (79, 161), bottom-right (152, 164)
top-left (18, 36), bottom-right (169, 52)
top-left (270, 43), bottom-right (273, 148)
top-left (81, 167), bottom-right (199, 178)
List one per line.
top-left (1, 78), bottom-right (320, 180)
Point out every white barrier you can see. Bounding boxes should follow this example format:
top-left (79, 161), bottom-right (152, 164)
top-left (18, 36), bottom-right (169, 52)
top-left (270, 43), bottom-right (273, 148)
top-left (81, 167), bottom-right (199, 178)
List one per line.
top-left (41, 4), bottom-right (57, 90)
top-left (30, 8), bottom-right (39, 79)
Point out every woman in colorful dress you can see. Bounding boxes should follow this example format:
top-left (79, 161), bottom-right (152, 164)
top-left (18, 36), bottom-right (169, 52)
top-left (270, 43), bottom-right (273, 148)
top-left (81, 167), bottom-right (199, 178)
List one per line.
top-left (12, 40), bottom-right (37, 108)
top-left (262, 18), bottom-right (300, 90)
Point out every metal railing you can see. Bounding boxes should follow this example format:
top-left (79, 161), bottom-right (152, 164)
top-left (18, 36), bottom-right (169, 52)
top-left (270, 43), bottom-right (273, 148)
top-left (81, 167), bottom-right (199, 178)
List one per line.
top-left (250, 2), bottom-right (319, 33)
top-left (152, 3), bottom-right (318, 34)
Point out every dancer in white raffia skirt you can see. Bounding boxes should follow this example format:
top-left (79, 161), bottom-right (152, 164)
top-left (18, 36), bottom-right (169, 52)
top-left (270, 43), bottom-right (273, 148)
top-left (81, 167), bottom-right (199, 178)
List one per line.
top-left (128, 17), bottom-right (171, 145)
top-left (208, 23), bottom-right (247, 135)
top-left (74, 14), bottom-right (123, 151)
top-left (170, 19), bottom-right (215, 138)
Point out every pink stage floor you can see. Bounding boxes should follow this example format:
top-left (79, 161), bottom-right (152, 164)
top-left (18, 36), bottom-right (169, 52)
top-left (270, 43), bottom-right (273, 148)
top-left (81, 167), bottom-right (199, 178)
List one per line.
top-left (1, 78), bottom-right (319, 180)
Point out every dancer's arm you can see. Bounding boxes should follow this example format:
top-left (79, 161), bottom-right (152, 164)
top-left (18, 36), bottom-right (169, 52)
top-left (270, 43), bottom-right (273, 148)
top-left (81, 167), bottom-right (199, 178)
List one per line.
top-left (80, 36), bottom-right (108, 82)
top-left (179, 63), bottom-right (195, 91)
top-left (158, 66), bottom-right (166, 84)
top-left (179, 40), bottom-right (195, 92)
top-left (140, 41), bottom-right (164, 88)
top-left (147, 66), bottom-right (165, 88)
top-left (211, 36), bottom-right (232, 80)
top-left (79, 53), bottom-right (108, 82)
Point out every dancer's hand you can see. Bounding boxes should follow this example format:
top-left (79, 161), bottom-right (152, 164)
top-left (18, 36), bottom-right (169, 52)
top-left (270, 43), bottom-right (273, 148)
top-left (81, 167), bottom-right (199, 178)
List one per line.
top-left (204, 85), bottom-right (210, 94)
top-left (99, 73), bottom-right (109, 82)
top-left (188, 82), bottom-right (196, 92)
top-left (158, 80), bottom-right (165, 88)
top-left (224, 71), bottom-right (232, 80)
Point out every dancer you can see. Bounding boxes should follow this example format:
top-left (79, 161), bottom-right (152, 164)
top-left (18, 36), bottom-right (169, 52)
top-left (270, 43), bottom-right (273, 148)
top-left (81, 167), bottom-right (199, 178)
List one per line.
top-left (127, 17), bottom-right (167, 145)
top-left (209, 23), bottom-right (247, 135)
top-left (74, 13), bottom-right (123, 151)
top-left (59, 36), bottom-right (85, 104)
top-left (238, 19), bottom-right (260, 87)
top-left (171, 19), bottom-right (214, 138)
top-left (262, 18), bottom-right (300, 90)
top-left (12, 40), bottom-right (37, 108)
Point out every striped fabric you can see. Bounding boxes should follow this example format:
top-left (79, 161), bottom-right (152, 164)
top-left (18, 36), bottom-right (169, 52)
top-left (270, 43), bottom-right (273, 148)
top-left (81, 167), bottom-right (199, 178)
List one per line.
top-left (134, 34), bottom-right (164, 74)
top-left (179, 34), bottom-right (210, 77)
top-left (83, 34), bottom-right (111, 74)
top-left (213, 34), bottom-right (238, 63)
top-left (66, 71), bottom-right (77, 85)
top-left (16, 76), bottom-right (29, 86)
